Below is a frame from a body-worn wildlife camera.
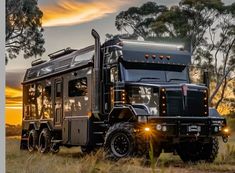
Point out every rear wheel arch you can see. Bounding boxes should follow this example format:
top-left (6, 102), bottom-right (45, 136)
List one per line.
top-left (39, 122), bottom-right (52, 131)
top-left (28, 122), bottom-right (38, 131)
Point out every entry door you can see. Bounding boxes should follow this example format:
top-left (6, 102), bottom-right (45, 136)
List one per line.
top-left (54, 79), bottom-right (63, 127)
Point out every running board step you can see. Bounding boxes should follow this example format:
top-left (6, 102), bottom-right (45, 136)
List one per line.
top-left (93, 121), bottom-right (105, 124)
top-left (51, 140), bottom-right (63, 143)
top-left (95, 143), bottom-right (103, 146)
top-left (93, 132), bottom-right (104, 135)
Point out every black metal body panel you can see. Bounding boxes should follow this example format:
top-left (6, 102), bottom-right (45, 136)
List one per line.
top-left (121, 40), bottom-right (191, 65)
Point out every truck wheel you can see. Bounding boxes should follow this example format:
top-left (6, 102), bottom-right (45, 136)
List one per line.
top-left (104, 123), bottom-right (135, 160)
top-left (177, 141), bottom-right (203, 162)
top-left (38, 128), bottom-right (51, 153)
top-left (201, 137), bottom-right (219, 163)
top-left (27, 129), bottom-right (38, 152)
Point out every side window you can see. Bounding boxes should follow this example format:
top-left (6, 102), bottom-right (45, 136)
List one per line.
top-left (36, 84), bottom-right (43, 118)
top-left (110, 66), bottom-right (118, 83)
top-left (68, 78), bottom-right (87, 97)
top-left (28, 84), bottom-right (37, 119)
top-left (56, 82), bottom-right (62, 97)
top-left (43, 85), bottom-right (52, 119)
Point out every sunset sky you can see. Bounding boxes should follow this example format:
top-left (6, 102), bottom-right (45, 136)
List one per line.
top-left (5, 0), bottom-right (233, 125)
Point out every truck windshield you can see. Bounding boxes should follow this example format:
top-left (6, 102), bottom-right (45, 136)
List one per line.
top-left (122, 62), bottom-right (188, 83)
top-left (126, 85), bottom-right (159, 115)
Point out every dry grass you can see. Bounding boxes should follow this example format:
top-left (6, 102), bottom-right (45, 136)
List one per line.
top-left (6, 135), bottom-right (235, 173)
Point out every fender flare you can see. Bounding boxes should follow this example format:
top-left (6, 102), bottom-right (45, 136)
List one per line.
top-left (108, 105), bottom-right (138, 124)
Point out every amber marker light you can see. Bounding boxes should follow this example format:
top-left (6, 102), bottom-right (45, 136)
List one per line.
top-left (145, 54), bottom-right (149, 59)
top-left (152, 54), bottom-right (156, 59)
top-left (142, 125), bottom-right (154, 137)
top-left (144, 127), bottom-right (151, 132)
top-left (223, 127), bottom-right (230, 134)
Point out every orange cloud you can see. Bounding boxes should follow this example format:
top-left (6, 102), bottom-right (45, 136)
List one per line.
top-left (5, 86), bottom-right (22, 125)
top-left (40, 0), bottom-right (131, 27)
top-left (5, 86), bottom-right (22, 109)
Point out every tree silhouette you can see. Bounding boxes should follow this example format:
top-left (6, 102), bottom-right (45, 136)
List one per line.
top-left (5, 0), bottom-right (45, 64)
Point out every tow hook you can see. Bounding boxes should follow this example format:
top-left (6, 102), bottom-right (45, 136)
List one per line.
top-left (195, 132), bottom-right (200, 140)
top-left (222, 136), bottom-right (228, 143)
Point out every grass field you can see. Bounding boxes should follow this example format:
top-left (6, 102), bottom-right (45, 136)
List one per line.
top-left (6, 135), bottom-right (235, 173)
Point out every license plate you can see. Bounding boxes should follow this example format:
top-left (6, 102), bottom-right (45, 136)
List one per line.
top-left (188, 125), bottom-right (201, 132)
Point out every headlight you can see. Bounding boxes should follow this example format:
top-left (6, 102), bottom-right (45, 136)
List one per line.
top-left (156, 124), bottom-right (162, 131)
top-left (162, 125), bottom-right (167, 132)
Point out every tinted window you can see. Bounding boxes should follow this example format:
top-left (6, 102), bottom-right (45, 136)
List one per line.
top-left (68, 78), bottom-right (87, 97)
top-left (56, 82), bottom-right (62, 97)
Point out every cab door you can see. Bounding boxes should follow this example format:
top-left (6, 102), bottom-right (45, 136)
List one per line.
top-left (54, 78), bottom-right (63, 127)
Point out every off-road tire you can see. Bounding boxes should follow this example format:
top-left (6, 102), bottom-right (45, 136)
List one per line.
top-left (201, 137), bottom-right (219, 163)
top-left (27, 129), bottom-right (38, 152)
top-left (177, 137), bottom-right (219, 163)
top-left (104, 122), bottom-right (135, 160)
top-left (177, 140), bottom-right (205, 162)
top-left (38, 128), bottom-right (51, 153)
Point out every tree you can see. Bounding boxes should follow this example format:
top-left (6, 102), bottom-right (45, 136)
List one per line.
top-left (115, 1), bottom-right (235, 110)
top-left (5, 0), bottom-right (45, 64)
top-left (115, 2), bottom-right (168, 39)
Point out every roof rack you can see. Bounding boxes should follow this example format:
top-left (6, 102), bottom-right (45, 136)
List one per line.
top-left (48, 47), bottom-right (77, 60)
top-left (31, 59), bottom-right (47, 66)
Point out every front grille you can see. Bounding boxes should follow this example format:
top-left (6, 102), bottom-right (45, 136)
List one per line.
top-left (166, 90), bottom-right (205, 116)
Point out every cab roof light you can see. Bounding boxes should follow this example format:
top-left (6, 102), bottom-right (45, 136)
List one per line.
top-left (152, 54), bottom-right (156, 59)
top-left (166, 56), bottom-right (171, 60)
top-left (159, 55), bottom-right (164, 60)
top-left (145, 54), bottom-right (149, 59)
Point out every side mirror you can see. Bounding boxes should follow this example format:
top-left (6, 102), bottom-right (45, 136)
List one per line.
top-left (203, 70), bottom-right (210, 88)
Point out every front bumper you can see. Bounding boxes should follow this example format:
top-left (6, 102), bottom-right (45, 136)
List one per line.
top-left (139, 116), bottom-right (229, 139)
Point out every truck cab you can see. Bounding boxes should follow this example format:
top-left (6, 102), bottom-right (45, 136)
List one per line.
top-left (101, 36), bottom-right (229, 162)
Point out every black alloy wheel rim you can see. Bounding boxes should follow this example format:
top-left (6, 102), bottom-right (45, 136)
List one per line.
top-left (110, 133), bottom-right (131, 157)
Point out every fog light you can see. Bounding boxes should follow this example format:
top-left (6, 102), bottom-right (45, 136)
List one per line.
top-left (144, 127), bottom-right (151, 132)
top-left (156, 124), bottom-right (162, 131)
top-left (223, 128), bottom-right (229, 134)
top-left (162, 126), bottom-right (167, 132)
